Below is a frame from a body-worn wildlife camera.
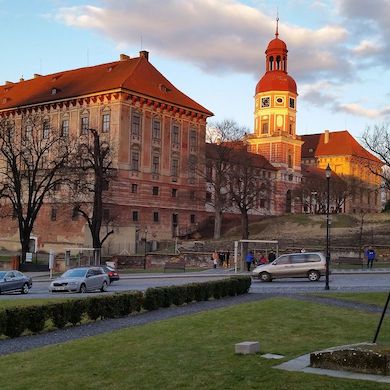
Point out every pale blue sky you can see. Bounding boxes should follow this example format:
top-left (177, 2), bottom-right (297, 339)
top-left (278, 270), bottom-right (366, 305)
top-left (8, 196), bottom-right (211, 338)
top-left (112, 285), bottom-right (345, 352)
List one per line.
top-left (1, 0), bottom-right (389, 139)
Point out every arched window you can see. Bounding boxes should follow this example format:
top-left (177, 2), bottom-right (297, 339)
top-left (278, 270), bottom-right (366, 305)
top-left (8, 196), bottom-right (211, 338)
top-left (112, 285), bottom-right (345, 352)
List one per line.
top-left (288, 153), bottom-right (293, 168)
top-left (269, 56), bottom-right (274, 71)
top-left (276, 56), bottom-right (281, 70)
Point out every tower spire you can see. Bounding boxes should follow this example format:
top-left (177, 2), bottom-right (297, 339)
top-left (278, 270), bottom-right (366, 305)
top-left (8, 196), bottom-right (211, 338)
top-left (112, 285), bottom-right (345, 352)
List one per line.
top-left (275, 10), bottom-right (279, 38)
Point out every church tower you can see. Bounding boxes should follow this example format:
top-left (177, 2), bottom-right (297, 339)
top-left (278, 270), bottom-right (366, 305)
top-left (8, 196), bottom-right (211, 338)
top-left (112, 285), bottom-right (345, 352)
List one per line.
top-left (248, 19), bottom-right (303, 213)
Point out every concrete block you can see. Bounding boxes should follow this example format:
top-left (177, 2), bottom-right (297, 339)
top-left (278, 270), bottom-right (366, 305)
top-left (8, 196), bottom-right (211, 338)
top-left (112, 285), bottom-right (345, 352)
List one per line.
top-left (235, 341), bottom-right (260, 355)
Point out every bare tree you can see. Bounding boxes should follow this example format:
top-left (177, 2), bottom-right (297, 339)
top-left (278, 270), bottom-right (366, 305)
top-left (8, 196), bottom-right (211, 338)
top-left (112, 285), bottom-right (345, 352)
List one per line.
top-left (228, 150), bottom-right (273, 239)
top-left (71, 128), bottom-right (115, 254)
top-left (0, 115), bottom-right (73, 263)
top-left (362, 124), bottom-right (389, 188)
top-left (204, 119), bottom-right (247, 239)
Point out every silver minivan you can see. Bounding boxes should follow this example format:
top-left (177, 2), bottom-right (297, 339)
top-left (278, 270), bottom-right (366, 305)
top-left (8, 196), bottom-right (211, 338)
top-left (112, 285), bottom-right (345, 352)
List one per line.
top-left (252, 252), bottom-right (326, 282)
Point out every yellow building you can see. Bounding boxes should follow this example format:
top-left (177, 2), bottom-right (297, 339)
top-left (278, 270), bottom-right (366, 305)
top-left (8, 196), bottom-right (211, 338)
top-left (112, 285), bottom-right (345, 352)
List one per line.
top-left (301, 130), bottom-right (382, 213)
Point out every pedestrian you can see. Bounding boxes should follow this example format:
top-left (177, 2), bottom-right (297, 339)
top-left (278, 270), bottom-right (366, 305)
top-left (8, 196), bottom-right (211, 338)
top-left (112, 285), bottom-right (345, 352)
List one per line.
top-left (245, 251), bottom-right (254, 272)
top-left (258, 253), bottom-right (268, 265)
top-left (218, 251), bottom-right (224, 267)
top-left (212, 250), bottom-right (219, 269)
top-left (366, 246), bottom-right (376, 269)
top-left (226, 250), bottom-right (230, 267)
top-left (300, 248), bottom-right (306, 253)
top-left (268, 251), bottom-right (276, 263)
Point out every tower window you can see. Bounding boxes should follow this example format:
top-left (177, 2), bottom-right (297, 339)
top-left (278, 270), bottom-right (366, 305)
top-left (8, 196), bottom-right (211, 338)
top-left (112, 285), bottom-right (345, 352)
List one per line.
top-left (261, 97), bottom-right (270, 108)
top-left (269, 56), bottom-right (274, 71)
top-left (289, 98), bottom-right (295, 109)
top-left (262, 122), bottom-right (269, 134)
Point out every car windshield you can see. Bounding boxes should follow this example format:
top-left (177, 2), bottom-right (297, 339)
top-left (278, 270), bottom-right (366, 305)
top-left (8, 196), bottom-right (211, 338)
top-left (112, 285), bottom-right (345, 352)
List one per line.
top-left (0, 271), bottom-right (6, 279)
top-left (61, 269), bottom-right (87, 278)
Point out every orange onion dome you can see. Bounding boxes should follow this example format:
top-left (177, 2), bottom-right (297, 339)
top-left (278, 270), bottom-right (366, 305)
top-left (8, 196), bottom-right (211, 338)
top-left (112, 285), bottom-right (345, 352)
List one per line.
top-left (256, 71), bottom-right (297, 94)
top-left (266, 37), bottom-right (287, 52)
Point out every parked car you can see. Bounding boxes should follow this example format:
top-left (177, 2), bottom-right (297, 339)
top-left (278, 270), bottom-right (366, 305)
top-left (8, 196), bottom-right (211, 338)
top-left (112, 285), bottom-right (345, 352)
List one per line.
top-left (101, 265), bottom-right (120, 284)
top-left (252, 252), bottom-right (326, 282)
top-left (49, 267), bottom-right (109, 293)
top-left (0, 270), bottom-right (32, 294)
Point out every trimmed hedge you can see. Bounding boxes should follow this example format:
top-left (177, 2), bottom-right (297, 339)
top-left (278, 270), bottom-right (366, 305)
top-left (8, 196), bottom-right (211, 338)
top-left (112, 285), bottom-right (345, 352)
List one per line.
top-left (0, 276), bottom-right (250, 339)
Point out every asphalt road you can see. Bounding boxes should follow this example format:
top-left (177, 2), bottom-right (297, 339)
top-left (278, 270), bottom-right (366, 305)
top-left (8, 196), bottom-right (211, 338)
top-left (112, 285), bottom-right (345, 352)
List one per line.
top-left (0, 271), bottom-right (388, 299)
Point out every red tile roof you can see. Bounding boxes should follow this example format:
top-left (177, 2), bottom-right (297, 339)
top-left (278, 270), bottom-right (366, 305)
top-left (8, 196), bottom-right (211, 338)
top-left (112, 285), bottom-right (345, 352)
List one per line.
top-left (301, 131), bottom-right (382, 164)
top-left (0, 55), bottom-right (213, 116)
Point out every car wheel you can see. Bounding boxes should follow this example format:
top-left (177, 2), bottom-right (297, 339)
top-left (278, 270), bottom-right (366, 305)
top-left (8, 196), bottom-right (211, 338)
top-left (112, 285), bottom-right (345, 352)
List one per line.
top-left (308, 270), bottom-right (320, 281)
top-left (100, 281), bottom-right (108, 292)
top-left (259, 272), bottom-right (272, 282)
top-left (79, 283), bottom-right (87, 293)
top-left (21, 283), bottom-right (29, 294)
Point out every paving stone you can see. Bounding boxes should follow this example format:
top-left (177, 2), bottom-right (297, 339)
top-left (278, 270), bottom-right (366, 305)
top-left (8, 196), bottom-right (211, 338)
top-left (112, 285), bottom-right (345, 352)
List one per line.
top-left (235, 341), bottom-right (260, 354)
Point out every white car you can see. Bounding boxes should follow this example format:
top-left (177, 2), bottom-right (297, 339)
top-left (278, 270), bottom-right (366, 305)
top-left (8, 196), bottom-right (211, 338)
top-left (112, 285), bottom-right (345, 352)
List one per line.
top-left (252, 252), bottom-right (326, 282)
top-left (49, 267), bottom-right (110, 293)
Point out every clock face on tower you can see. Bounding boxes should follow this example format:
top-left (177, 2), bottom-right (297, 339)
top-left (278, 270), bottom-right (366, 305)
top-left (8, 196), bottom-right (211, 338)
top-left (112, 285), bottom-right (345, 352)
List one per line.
top-left (261, 97), bottom-right (270, 108)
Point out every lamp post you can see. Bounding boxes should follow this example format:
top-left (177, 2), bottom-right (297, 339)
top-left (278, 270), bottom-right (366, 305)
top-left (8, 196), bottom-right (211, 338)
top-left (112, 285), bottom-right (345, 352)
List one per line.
top-left (325, 164), bottom-right (331, 290)
top-left (143, 228), bottom-right (148, 270)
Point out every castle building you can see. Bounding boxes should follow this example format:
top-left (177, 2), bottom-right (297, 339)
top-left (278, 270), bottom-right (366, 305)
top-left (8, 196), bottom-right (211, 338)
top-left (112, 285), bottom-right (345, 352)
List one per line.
top-left (0, 51), bottom-right (213, 253)
top-left (247, 21), bottom-right (303, 214)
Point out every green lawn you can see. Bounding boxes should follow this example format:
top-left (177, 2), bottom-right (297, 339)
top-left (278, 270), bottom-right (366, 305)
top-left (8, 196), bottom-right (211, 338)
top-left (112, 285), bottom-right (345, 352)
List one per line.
top-left (0, 297), bottom-right (389, 389)
top-left (322, 292), bottom-right (389, 306)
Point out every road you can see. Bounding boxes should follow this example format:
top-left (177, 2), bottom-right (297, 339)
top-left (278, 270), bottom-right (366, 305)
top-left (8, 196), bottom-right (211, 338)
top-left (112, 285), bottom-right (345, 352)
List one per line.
top-left (0, 271), bottom-right (388, 299)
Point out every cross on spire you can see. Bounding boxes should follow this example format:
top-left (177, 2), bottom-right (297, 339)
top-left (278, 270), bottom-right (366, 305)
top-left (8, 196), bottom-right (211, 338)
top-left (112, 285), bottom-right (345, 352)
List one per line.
top-left (275, 10), bottom-right (279, 38)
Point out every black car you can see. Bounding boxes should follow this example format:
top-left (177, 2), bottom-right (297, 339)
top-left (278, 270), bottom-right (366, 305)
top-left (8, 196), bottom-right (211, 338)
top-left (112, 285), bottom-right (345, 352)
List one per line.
top-left (0, 270), bottom-right (32, 294)
top-left (101, 265), bottom-right (120, 284)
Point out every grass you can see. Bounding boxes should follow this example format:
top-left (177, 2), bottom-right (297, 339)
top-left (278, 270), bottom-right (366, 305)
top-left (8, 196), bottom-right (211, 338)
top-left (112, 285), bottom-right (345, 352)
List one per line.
top-left (0, 297), bottom-right (389, 389)
top-left (321, 292), bottom-right (389, 306)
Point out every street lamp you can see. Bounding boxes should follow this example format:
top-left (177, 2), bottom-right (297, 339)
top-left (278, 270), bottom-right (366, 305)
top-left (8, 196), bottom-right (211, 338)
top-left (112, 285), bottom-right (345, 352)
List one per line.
top-left (325, 164), bottom-right (331, 290)
top-left (143, 228), bottom-right (148, 270)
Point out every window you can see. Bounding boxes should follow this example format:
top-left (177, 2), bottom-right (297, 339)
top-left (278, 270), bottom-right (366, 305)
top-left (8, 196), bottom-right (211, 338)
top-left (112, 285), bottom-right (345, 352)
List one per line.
top-left (261, 97), bottom-right (270, 108)
top-left (132, 211), bottom-right (139, 222)
top-left (262, 122), bottom-right (269, 134)
top-left (260, 198), bottom-right (265, 208)
top-left (206, 191), bottom-right (212, 202)
top-left (190, 191), bottom-right (195, 200)
top-left (131, 150), bottom-right (139, 171)
top-left (275, 255), bottom-right (290, 265)
top-left (153, 212), bottom-right (159, 222)
top-left (188, 155), bottom-right (196, 178)
top-left (152, 118), bottom-right (161, 139)
top-left (51, 208), bottom-right (57, 221)
top-left (152, 155), bottom-right (160, 174)
top-left (190, 214), bottom-right (196, 224)
top-left (189, 129), bottom-right (197, 150)
top-left (206, 164), bottom-right (212, 181)
top-left (72, 207), bottom-right (79, 220)
top-left (131, 112), bottom-right (141, 136)
top-left (172, 124), bottom-right (180, 145)
top-left (102, 180), bottom-right (109, 191)
top-left (81, 116), bottom-right (89, 135)
top-left (43, 120), bottom-right (50, 139)
top-left (102, 113), bottom-right (110, 132)
top-left (152, 186), bottom-right (159, 196)
top-left (103, 209), bottom-right (110, 220)
top-left (171, 158), bottom-right (179, 177)
top-left (25, 124), bottom-right (32, 138)
top-left (61, 119), bottom-right (69, 137)
top-left (289, 97), bottom-right (295, 109)
top-left (131, 184), bottom-right (138, 193)
top-left (288, 154), bottom-right (293, 168)
top-left (6, 123), bottom-right (14, 140)
top-left (172, 188), bottom-right (177, 197)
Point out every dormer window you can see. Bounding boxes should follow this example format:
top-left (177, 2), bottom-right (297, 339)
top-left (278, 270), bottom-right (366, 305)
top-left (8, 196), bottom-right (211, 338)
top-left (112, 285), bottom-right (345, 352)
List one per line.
top-left (159, 84), bottom-right (171, 93)
top-left (51, 88), bottom-right (58, 95)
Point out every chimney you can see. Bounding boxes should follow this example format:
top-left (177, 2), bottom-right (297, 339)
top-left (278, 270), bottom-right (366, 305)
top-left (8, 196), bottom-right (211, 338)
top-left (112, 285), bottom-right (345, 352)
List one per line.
top-left (139, 50), bottom-right (149, 61)
top-left (324, 129), bottom-right (330, 144)
top-left (34, 73), bottom-right (42, 78)
top-left (119, 53), bottom-right (130, 61)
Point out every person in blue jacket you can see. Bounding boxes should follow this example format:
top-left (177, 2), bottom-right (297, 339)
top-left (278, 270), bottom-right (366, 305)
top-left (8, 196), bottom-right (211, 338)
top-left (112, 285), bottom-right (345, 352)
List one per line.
top-left (245, 251), bottom-right (254, 272)
top-left (366, 246), bottom-right (376, 269)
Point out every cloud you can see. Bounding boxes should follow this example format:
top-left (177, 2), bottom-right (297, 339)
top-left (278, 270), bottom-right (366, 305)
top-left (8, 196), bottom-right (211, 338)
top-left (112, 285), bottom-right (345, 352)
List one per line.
top-left (336, 0), bottom-right (390, 64)
top-left (334, 103), bottom-right (390, 119)
top-left (300, 81), bottom-right (339, 107)
top-left (54, 0), bottom-right (351, 82)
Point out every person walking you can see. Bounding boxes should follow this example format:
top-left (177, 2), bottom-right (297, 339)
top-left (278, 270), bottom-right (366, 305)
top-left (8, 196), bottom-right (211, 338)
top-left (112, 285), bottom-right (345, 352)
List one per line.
top-left (366, 246), bottom-right (376, 269)
top-left (225, 250), bottom-right (230, 268)
top-left (245, 251), bottom-right (254, 272)
top-left (268, 251), bottom-right (276, 263)
top-left (212, 250), bottom-right (219, 269)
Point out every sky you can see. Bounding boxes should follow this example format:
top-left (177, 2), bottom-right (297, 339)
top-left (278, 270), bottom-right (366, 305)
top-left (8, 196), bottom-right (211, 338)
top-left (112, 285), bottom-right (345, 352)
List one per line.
top-left (0, 0), bottom-right (389, 140)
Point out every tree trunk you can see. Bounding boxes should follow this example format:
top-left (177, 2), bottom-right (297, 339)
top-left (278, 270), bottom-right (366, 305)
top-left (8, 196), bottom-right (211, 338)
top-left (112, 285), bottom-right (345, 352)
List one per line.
top-left (241, 212), bottom-right (249, 239)
top-left (214, 209), bottom-right (222, 239)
